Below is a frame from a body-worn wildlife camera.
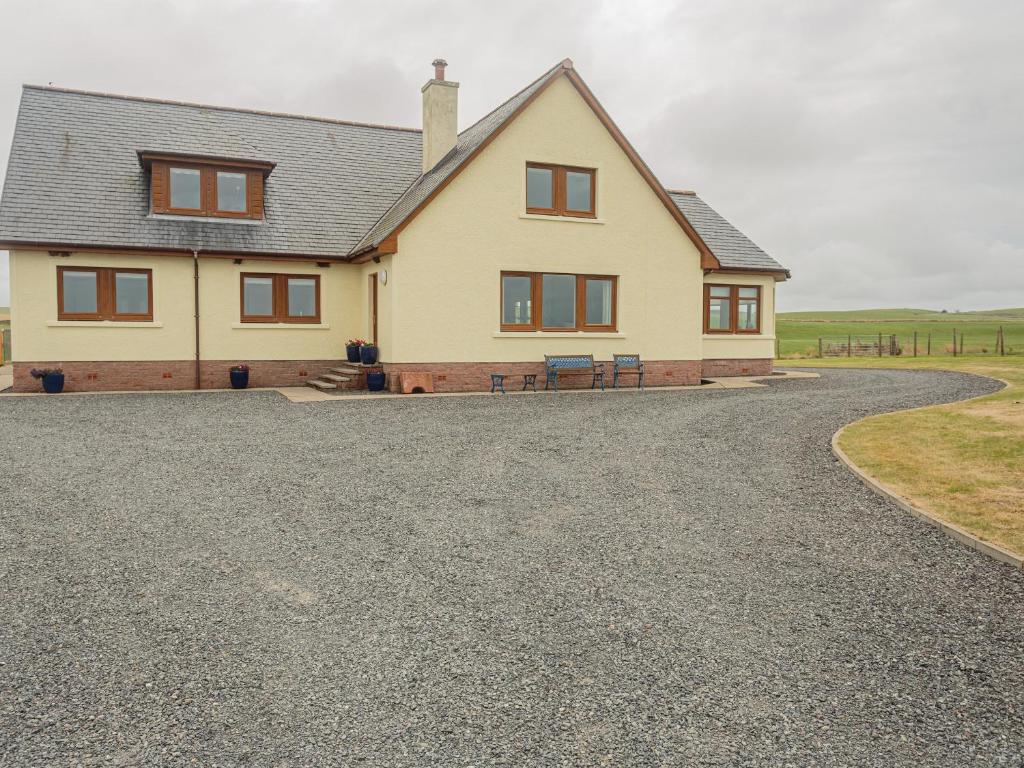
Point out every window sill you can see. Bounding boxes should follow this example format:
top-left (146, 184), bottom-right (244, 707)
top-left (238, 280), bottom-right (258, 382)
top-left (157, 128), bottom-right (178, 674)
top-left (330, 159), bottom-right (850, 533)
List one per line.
top-left (519, 213), bottom-right (605, 225)
top-left (231, 322), bottom-right (330, 329)
top-left (148, 214), bottom-right (264, 226)
top-left (703, 333), bottom-right (774, 340)
top-left (494, 331), bottom-right (625, 339)
top-left (47, 320), bottom-right (163, 328)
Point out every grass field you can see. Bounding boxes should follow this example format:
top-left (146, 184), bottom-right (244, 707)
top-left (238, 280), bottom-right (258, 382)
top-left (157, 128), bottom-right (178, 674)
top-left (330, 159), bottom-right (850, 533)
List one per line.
top-left (788, 355), bottom-right (1024, 558)
top-left (777, 307), bottom-right (1024, 358)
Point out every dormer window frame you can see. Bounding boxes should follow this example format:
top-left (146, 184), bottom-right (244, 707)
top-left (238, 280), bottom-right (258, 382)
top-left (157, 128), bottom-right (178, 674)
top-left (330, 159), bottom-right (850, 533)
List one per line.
top-left (140, 152), bottom-right (273, 221)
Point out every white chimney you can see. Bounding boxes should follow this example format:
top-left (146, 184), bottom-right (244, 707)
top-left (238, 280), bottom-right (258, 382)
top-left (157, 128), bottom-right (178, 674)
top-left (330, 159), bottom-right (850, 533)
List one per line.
top-left (421, 58), bottom-right (458, 173)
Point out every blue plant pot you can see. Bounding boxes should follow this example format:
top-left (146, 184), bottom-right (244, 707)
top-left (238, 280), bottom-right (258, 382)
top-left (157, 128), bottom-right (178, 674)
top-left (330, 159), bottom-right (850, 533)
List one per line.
top-left (230, 370), bottom-right (249, 389)
top-left (41, 373), bottom-right (64, 394)
top-left (360, 345), bottom-right (379, 365)
top-left (366, 371), bottom-right (386, 392)
top-left (346, 345), bottom-right (361, 363)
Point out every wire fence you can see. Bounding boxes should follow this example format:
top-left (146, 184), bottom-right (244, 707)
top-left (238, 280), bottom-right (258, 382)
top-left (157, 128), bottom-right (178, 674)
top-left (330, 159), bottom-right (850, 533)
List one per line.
top-left (806, 327), bottom-right (1018, 358)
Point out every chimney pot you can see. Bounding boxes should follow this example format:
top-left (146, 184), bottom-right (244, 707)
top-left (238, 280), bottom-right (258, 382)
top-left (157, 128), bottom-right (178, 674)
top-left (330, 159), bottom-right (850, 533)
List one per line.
top-left (432, 58), bottom-right (448, 80)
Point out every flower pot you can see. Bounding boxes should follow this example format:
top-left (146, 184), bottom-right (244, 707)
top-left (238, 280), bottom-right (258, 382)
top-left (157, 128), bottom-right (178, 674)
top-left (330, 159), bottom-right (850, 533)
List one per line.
top-left (230, 370), bottom-right (249, 389)
top-left (346, 344), bottom-right (361, 363)
top-left (359, 345), bottom-right (379, 365)
top-left (41, 373), bottom-right (65, 394)
top-left (366, 370), bottom-right (386, 392)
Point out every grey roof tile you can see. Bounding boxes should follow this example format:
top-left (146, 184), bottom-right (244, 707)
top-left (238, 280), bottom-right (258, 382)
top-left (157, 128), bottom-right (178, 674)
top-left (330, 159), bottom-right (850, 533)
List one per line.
top-left (0, 86), bottom-right (423, 257)
top-left (667, 190), bottom-right (788, 274)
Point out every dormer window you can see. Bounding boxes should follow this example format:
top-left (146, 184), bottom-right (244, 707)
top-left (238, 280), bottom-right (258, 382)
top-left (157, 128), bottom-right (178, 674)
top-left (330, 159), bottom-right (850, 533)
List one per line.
top-left (139, 152), bottom-right (273, 220)
top-left (525, 163), bottom-right (596, 218)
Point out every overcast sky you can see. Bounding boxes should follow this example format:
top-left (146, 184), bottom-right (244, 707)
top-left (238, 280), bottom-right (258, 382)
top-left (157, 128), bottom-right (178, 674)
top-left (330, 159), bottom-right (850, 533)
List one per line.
top-left (0, 0), bottom-right (1020, 311)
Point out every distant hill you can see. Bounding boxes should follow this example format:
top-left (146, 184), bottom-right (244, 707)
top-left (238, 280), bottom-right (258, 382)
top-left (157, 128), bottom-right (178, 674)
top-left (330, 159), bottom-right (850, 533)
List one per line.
top-left (779, 307), bottom-right (1024, 323)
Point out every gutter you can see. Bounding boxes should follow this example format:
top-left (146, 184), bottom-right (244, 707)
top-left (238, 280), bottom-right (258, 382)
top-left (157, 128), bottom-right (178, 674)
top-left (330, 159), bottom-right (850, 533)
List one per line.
top-left (192, 249), bottom-right (201, 389)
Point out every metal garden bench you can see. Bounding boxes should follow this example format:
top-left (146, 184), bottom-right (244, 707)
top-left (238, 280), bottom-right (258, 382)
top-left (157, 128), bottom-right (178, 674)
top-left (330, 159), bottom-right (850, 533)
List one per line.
top-left (544, 354), bottom-right (605, 391)
top-left (612, 354), bottom-right (645, 390)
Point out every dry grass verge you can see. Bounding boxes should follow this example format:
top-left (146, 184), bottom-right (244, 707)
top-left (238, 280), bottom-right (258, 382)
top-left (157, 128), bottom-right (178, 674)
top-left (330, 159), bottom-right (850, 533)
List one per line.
top-left (785, 356), bottom-right (1024, 557)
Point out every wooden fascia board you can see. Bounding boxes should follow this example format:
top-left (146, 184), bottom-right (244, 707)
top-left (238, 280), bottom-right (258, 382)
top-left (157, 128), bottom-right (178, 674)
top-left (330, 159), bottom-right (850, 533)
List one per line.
top-left (0, 241), bottom-right (346, 264)
top-left (706, 266), bottom-right (792, 281)
top-left (348, 235), bottom-right (398, 264)
top-left (137, 151), bottom-right (276, 174)
top-left (561, 68), bottom-right (722, 270)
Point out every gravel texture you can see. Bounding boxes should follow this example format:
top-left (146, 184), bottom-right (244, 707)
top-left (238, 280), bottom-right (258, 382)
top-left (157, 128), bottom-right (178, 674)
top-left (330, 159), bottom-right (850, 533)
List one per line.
top-left (1, 369), bottom-right (1022, 767)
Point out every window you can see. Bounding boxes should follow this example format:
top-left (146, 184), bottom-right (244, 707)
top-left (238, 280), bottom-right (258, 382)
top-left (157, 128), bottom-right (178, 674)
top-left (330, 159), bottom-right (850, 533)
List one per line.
top-left (500, 272), bottom-right (617, 332)
top-left (525, 163), bottom-right (596, 218)
top-left (149, 159), bottom-right (265, 219)
top-left (240, 273), bottom-right (321, 323)
top-left (57, 266), bottom-right (153, 321)
top-left (704, 284), bottom-right (761, 334)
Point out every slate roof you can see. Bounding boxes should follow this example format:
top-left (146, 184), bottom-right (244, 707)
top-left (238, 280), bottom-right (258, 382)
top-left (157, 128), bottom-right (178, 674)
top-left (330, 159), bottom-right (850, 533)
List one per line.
top-left (667, 190), bottom-right (788, 274)
top-left (0, 67), bottom-right (787, 276)
top-left (0, 86), bottom-right (423, 257)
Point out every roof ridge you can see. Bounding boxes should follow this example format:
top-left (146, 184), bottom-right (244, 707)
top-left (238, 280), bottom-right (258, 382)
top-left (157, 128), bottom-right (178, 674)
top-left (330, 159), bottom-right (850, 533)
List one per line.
top-left (456, 59), bottom-right (569, 140)
top-left (21, 84), bottom-right (422, 134)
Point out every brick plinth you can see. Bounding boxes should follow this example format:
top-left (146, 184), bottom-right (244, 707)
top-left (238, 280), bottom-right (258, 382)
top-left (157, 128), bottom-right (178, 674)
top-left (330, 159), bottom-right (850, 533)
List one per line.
top-left (381, 360), bottom-right (703, 393)
top-left (700, 358), bottom-right (773, 377)
top-left (12, 360), bottom-right (345, 393)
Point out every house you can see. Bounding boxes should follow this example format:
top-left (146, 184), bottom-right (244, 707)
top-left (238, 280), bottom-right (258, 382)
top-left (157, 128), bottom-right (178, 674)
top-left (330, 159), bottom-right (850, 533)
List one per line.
top-left (0, 59), bottom-right (789, 393)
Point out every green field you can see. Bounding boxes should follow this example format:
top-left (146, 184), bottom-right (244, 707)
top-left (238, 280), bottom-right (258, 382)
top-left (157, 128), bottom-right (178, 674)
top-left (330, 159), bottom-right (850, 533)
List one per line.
top-left (777, 307), bottom-right (1024, 358)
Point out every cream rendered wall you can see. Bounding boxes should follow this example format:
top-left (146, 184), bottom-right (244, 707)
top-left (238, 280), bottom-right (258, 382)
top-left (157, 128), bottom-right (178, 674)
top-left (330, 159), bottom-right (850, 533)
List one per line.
top-left (391, 75), bottom-right (705, 364)
top-left (10, 249), bottom-right (360, 362)
top-left (198, 258), bottom-right (354, 360)
top-left (360, 253), bottom-right (394, 359)
top-left (10, 250), bottom-right (195, 361)
top-left (701, 273), bottom-right (777, 359)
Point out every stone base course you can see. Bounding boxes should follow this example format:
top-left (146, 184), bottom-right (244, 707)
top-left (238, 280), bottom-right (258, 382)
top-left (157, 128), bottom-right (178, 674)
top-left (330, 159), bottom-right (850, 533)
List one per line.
top-left (701, 358), bottom-right (773, 377)
top-left (13, 358), bottom-right (773, 393)
top-left (12, 360), bottom-right (345, 393)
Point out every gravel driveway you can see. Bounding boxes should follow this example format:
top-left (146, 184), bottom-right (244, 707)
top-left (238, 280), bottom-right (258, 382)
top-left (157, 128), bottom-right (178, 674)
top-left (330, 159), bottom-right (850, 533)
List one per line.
top-left (1, 369), bottom-right (1021, 766)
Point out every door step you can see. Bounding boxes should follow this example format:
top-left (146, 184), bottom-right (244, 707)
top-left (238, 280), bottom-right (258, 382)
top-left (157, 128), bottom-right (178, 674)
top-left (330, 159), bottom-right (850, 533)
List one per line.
top-left (321, 373), bottom-right (351, 383)
top-left (331, 366), bottom-right (362, 376)
top-left (306, 379), bottom-right (337, 390)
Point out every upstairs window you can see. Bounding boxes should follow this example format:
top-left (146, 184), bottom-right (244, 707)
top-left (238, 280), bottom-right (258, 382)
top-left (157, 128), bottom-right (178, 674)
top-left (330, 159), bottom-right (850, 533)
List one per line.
top-left (240, 273), bottom-right (320, 323)
top-left (58, 266), bottom-right (153, 322)
top-left (704, 284), bottom-right (761, 334)
top-left (500, 272), bottom-right (616, 332)
top-left (144, 153), bottom-right (270, 219)
top-left (525, 163), bottom-right (596, 218)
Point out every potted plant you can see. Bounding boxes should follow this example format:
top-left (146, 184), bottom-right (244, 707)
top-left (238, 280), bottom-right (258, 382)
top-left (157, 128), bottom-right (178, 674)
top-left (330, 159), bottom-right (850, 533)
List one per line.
top-left (345, 338), bottom-right (365, 364)
top-left (359, 342), bottom-right (379, 365)
top-left (31, 367), bottom-right (65, 394)
top-left (365, 365), bottom-right (386, 392)
top-left (229, 364), bottom-right (250, 389)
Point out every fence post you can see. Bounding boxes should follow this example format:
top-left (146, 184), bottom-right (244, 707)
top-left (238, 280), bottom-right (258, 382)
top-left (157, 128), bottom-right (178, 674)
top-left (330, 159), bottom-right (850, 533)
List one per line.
top-left (999, 326), bottom-right (1005, 356)
top-left (818, 338), bottom-right (822, 358)
top-left (878, 332), bottom-right (882, 357)
top-left (953, 330), bottom-right (957, 357)
top-left (847, 335), bottom-right (851, 358)
top-left (927, 333), bottom-right (931, 356)
top-left (914, 331), bottom-right (918, 357)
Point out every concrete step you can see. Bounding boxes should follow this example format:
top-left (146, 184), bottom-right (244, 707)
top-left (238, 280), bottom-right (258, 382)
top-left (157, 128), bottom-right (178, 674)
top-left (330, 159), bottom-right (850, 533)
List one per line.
top-left (306, 379), bottom-right (337, 390)
top-left (321, 373), bottom-right (351, 383)
top-left (332, 366), bottom-right (362, 375)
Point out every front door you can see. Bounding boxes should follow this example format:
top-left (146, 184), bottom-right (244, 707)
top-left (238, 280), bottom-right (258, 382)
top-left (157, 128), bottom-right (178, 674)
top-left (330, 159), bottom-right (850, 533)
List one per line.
top-left (368, 273), bottom-right (378, 346)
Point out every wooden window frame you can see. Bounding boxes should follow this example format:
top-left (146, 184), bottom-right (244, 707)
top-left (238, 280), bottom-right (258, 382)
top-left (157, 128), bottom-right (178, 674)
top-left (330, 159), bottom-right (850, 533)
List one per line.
top-left (152, 161), bottom-right (264, 219)
top-left (525, 163), bottom-right (596, 218)
top-left (57, 266), bottom-right (153, 322)
top-left (240, 273), bottom-right (321, 324)
top-left (703, 284), bottom-right (761, 334)
top-left (500, 271), bottom-right (617, 332)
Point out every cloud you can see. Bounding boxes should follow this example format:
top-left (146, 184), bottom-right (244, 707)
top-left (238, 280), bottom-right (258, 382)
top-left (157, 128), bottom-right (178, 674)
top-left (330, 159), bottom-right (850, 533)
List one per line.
top-left (0, 0), bottom-right (1020, 311)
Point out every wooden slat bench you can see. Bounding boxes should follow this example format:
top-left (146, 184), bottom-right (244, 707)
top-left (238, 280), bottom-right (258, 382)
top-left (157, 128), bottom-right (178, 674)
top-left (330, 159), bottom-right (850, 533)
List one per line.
top-left (544, 354), bottom-right (605, 392)
top-left (612, 354), bottom-right (645, 390)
